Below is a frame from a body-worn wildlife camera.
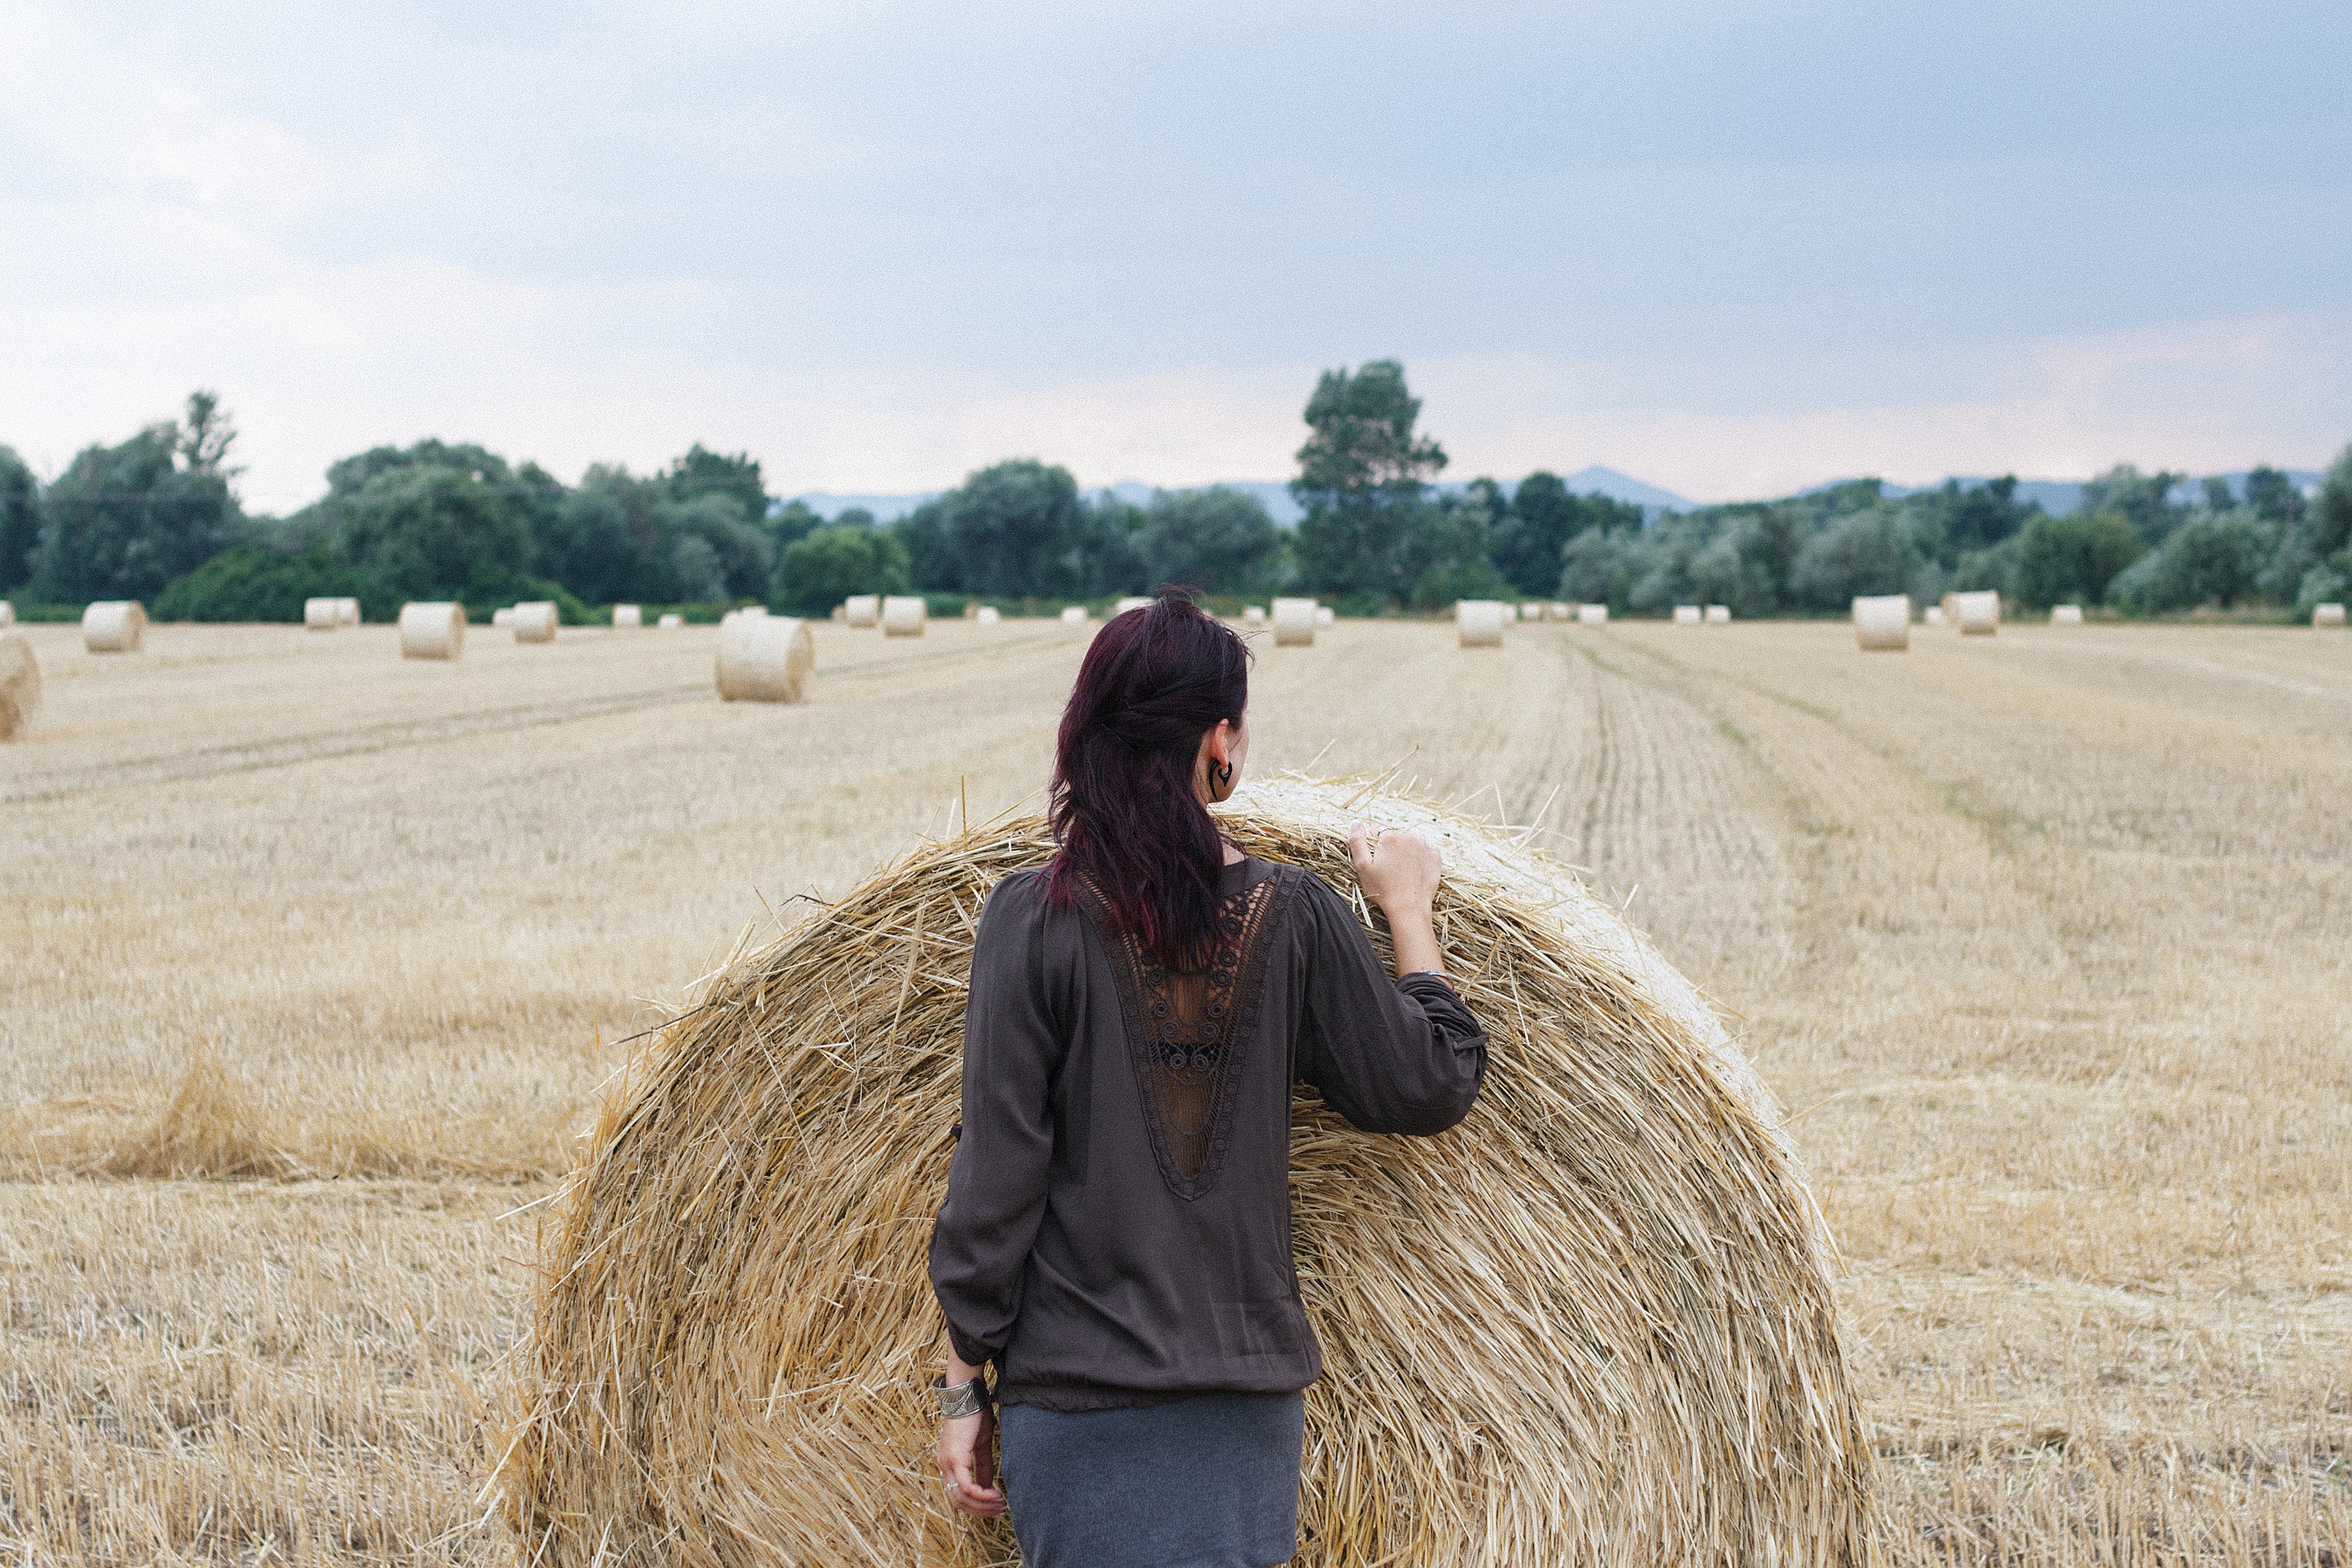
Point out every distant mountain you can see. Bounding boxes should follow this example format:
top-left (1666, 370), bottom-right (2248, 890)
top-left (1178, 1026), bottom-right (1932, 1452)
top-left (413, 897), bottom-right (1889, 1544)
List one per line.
top-left (1797, 470), bottom-right (2321, 516)
top-left (791, 491), bottom-right (942, 523)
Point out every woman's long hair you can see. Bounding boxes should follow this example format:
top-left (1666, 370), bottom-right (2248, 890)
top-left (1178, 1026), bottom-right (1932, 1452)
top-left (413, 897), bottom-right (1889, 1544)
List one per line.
top-left (1045, 589), bottom-right (1251, 973)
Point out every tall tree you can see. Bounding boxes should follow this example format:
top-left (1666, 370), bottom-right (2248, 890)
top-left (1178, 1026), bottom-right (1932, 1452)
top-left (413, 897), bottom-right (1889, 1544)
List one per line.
top-left (1138, 487), bottom-right (1281, 593)
top-left (0, 445), bottom-right (37, 593)
top-left (909, 460), bottom-right (1091, 598)
top-left (664, 444), bottom-right (769, 528)
top-left (1489, 471), bottom-right (1573, 596)
top-left (1290, 361), bottom-right (1448, 600)
top-left (33, 396), bottom-right (242, 601)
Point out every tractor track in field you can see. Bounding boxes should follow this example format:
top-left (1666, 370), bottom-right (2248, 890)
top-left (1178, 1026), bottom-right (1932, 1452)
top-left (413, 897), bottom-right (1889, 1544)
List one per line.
top-left (2, 631), bottom-right (1069, 806)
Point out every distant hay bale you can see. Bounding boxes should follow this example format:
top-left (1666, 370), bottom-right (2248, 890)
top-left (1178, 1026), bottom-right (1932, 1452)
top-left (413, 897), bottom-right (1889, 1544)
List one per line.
top-left (304, 597), bottom-right (339, 630)
top-left (2315, 603), bottom-right (2346, 628)
top-left (1522, 601), bottom-right (1547, 622)
top-left (1457, 598), bottom-right (1506, 647)
top-left (714, 615), bottom-right (816, 703)
top-left (961, 603), bottom-right (980, 620)
top-left (1673, 605), bottom-right (1701, 625)
top-left (336, 598), bottom-right (360, 627)
top-left (1242, 604), bottom-right (1267, 625)
top-left (1577, 603), bottom-right (1609, 625)
top-left (493, 607), bottom-right (516, 628)
top-left (1549, 601), bottom-right (1569, 621)
top-left (2050, 604), bottom-right (2083, 626)
top-left (659, 613), bottom-right (684, 629)
top-left (399, 602), bottom-right (465, 660)
top-left (1059, 606), bottom-right (1086, 625)
top-left (613, 604), bottom-right (643, 630)
top-left (513, 601), bottom-right (559, 643)
top-left (1940, 592), bottom-right (1959, 624)
top-left (1272, 597), bottom-right (1318, 646)
top-left (1315, 605), bottom-right (1334, 627)
top-left (975, 606), bottom-right (1000, 627)
top-left (882, 596), bottom-right (927, 638)
top-left (1114, 596), bottom-right (1153, 616)
top-left (1706, 604), bottom-right (1730, 625)
top-left (0, 632), bottom-right (40, 741)
top-left (497, 777), bottom-right (1867, 1567)
top-left (832, 604), bottom-right (848, 622)
top-left (0, 600), bottom-right (13, 630)
top-left (845, 596), bottom-right (880, 628)
top-left (1924, 606), bottom-right (1944, 625)
top-left (1955, 590), bottom-right (1999, 636)
top-left (82, 601), bottom-right (145, 653)
top-left (1852, 594), bottom-right (1911, 651)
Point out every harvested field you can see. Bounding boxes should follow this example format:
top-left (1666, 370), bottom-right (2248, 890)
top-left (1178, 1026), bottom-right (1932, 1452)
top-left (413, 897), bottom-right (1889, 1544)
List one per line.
top-left (3, 616), bottom-right (2350, 1563)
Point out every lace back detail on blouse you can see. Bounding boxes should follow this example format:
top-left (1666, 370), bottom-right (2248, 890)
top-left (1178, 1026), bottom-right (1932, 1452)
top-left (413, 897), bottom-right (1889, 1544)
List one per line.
top-left (1078, 870), bottom-right (1294, 1201)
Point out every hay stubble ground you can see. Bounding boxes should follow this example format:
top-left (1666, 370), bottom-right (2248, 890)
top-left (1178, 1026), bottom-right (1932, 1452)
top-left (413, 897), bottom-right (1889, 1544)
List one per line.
top-left (3, 616), bottom-right (2348, 1562)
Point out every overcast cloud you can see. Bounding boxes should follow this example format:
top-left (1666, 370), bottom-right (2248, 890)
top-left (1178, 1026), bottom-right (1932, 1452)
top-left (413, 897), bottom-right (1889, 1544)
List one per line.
top-left (2, 0), bottom-right (2346, 509)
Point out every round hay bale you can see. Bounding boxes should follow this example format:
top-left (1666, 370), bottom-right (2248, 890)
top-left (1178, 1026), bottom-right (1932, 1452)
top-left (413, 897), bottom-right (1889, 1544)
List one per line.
top-left (1939, 592), bottom-right (1959, 624)
top-left (882, 596), bottom-right (927, 638)
top-left (714, 615), bottom-right (814, 702)
top-left (845, 595), bottom-right (881, 628)
top-left (613, 604), bottom-right (643, 630)
top-left (0, 631), bottom-right (40, 741)
top-left (832, 604), bottom-right (848, 622)
top-left (1577, 603), bottom-right (1609, 626)
top-left (0, 601), bottom-right (13, 630)
top-left (1272, 597), bottom-right (1318, 646)
top-left (399, 602), bottom-right (465, 660)
top-left (82, 601), bottom-right (145, 653)
top-left (1456, 598), bottom-right (1506, 647)
top-left (1242, 604), bottom-right (1267, 625)
top-left (1059, 605), bottom-right (1086, 625)
top-left (493, 607), bottom-right (516, 629)
top-left (336, 598), bottom-right (360, 627)
top-left (304, 597), bottom-right (339, 630)
top-left (1852, 593), bottom-right (1910, 651)
top-left (1923, 606), bottom-right (1944, 625)
top-left (2313, 603), bottom-right (2345, 628)
top-left (975, 606), bottom-right (1000, 627)
top-left (1705, 604), bottom-right (1730, 625)
top-left (498, 778), bottom-right (1866, 1566)
top-left (1521, 601), bottom-right (1546, 622)
top-left (1315, 605), bottom-right (1335, 627)
top-left (1113, 596), bottom-right (1153, 617)
top-left (1673, 605), bottom-right (1701, 625)
top-left (1954, 590), bottom-right (1998, 635)
top-left (2049, 604), bottom-right (2083, 626)
top-left (659, 613), bottom-right (684, 629)
top-left (513, 601), bottom-right (560, 643)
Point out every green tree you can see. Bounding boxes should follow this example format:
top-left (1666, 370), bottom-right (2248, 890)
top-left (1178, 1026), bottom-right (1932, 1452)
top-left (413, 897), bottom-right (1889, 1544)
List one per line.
top-left (903, 460), bottom-right (1095, 598)
top-left (0, 445), bottom-right (37, 593)
top-left (2105, 512), bottom-right (2272, 611)
top-left (772, 523), bottom-right (910, 615)
top-left (663, 444), bottom-right (769, 528)
top-left (1137, 487), bottom-right (1282, 593)
top-left (338, 463), bottom-right (535, 603)
top-left (34, 393), bottom-right (242, 601)
top-left (2011, 511), bottom-right (2144, 608)
top-left (1291, 361), bottom-right (1449, 600)
top-left (153, 542), bottom-right (389, 622)
top-left (2078, 465), bottom-right (2187, 546)
top-left (2242, 465), bottom-right (2306, 528)
top-left (1786, 508), bottom-right (1927, 611)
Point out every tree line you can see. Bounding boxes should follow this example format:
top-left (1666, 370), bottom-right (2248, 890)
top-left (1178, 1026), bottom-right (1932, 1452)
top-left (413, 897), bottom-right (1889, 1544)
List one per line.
top-left (4, 371), bottom-right (2347, 622)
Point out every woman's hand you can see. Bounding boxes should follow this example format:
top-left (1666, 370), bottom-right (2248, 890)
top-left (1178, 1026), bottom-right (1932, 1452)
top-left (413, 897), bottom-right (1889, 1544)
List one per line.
top-left (1348, 821), bottom-right (1445, 976)
top-left (935, 1358), bottom-right (1006, 1518)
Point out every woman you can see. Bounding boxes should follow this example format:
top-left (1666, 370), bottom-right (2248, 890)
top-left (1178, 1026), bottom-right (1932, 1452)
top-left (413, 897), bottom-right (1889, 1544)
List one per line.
top-left (928, 590), bottom-right (1489, 1568)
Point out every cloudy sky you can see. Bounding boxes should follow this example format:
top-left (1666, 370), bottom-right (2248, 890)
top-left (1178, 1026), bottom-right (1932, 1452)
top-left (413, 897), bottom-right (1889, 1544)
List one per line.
top-left (3, 0), bottom-right (2346, 511)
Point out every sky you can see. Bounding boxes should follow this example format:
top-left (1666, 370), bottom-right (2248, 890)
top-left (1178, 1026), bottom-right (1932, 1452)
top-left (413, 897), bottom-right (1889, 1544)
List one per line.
top-left (2, 0), bottom-right (2348, 512)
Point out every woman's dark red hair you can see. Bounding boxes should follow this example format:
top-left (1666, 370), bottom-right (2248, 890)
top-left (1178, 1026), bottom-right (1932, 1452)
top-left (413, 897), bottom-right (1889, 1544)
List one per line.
top-left (1045, 589), bottom-right (1251, 972)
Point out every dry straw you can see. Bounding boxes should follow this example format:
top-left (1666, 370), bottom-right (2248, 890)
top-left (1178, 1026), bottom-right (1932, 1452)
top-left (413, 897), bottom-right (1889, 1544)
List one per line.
top-left (2315, 603), bottom-right (2346, 628)
top-left (845, 596), bottom-right (881, 628)
top-left (82, 600), bottom-right (145, 653)
top-left (499, 776), bottom-right (1867, 1567)
top-left (1273, 597), bottom-right (1318, 646)
top-left (714, 615), bottom-right (816, 703)
top-left (513, 601), bottom-right (560, 643)
top-left (2050, 604), bottom-right (2084, 626)
top-left (1673, 605), bottom-right (1701, 625)
top-left (1577, 603), bottom-right (1609, 625)
top-left (399, 602), bottom-right (465, 660)
top-left (1954, 590), bottom-right (1999, 636)
top-left (0, 631), bottom-right (39, 741)
top-left (883, 597), bottom-right (928, 638)
top-left (1705, 604), bottom-right (1730, 625)
top-left (1852, 595), bottom-right (1910, 651)
top-left (0, 600), bottom-right (13, 629)
top-left (613, 604), bottom-right (643, 630)
top-left (304, 597), bottom-right (340, 630)
top-left (1456, 598), bottom-right (1506, 647)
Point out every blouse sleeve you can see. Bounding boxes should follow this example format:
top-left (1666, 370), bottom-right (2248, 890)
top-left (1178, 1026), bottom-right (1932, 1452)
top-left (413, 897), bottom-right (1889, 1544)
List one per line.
top-left (1291, 872), bottom-right (1490, 1135)
top-left (927, 873), bottom-right (1066, 1369)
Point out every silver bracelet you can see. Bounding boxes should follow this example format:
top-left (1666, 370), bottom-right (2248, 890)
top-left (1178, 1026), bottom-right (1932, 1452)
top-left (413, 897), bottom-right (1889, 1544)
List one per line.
top-left (932, 1375), bottom-right (988, 1419)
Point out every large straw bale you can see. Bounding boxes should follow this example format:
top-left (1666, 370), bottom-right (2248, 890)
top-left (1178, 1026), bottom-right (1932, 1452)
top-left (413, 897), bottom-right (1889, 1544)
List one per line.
top-left (1852, 594), bottom-right (1909, 651)
top-left (714, 615), bottom-right (816, 702)
top-left (1114, 596), bottom-right (1153, 616)
top-left (304, 597), bottom-right (339, 630)
top-left (499, 777), bottom-right (1866, 1567)
top-left (883, 596), bottom-right (927, 638)
top-left (1954, 590), bottom-right (1998, 635)
top-left (82, 600), bottom-right (145, 653)
top-left (2050, 604), bottom-right (2083, 626)
top-left (1456, 598), bottom-right (1506, 647)
top-left (513, 601), bottom-right (559, 643)
top-left (399, 602), bottom-right (465, 659)
top-left (1272, 597), bottom-right (1318, 646)
top-left (2315, 603), bottom-right (2346, 628)
top-left (0, 632), bottom-right (39, 741)
top-left (1673, 605), bottom-right (1701, 625)
top-left (0, 600), bottom-right (12, 629)
top-left (845, 595), bottom-right (880, 628)
top-left (1577, 603), bottom-right (1608, 625)
top-left (1705, 604), bottom-right (1730, 624)
top-left (975, 606), bottom-right (1000, 627)
top-left (613, 604), bottom-right (643, 629)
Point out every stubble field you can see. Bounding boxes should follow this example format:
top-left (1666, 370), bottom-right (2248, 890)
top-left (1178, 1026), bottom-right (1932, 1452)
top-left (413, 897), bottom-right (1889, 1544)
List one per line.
top-left (3, 612), bottom-right (2348, 1563)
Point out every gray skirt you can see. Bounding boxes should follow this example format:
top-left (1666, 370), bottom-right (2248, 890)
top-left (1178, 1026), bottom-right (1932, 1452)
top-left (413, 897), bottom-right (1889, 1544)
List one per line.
top-left (997, 1391), bottom-right (1306, 1568)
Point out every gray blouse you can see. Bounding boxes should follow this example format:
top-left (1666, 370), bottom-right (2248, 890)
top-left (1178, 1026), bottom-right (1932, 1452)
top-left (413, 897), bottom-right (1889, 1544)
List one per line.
top-left (928, 854), bottom-right (1489, 1411)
